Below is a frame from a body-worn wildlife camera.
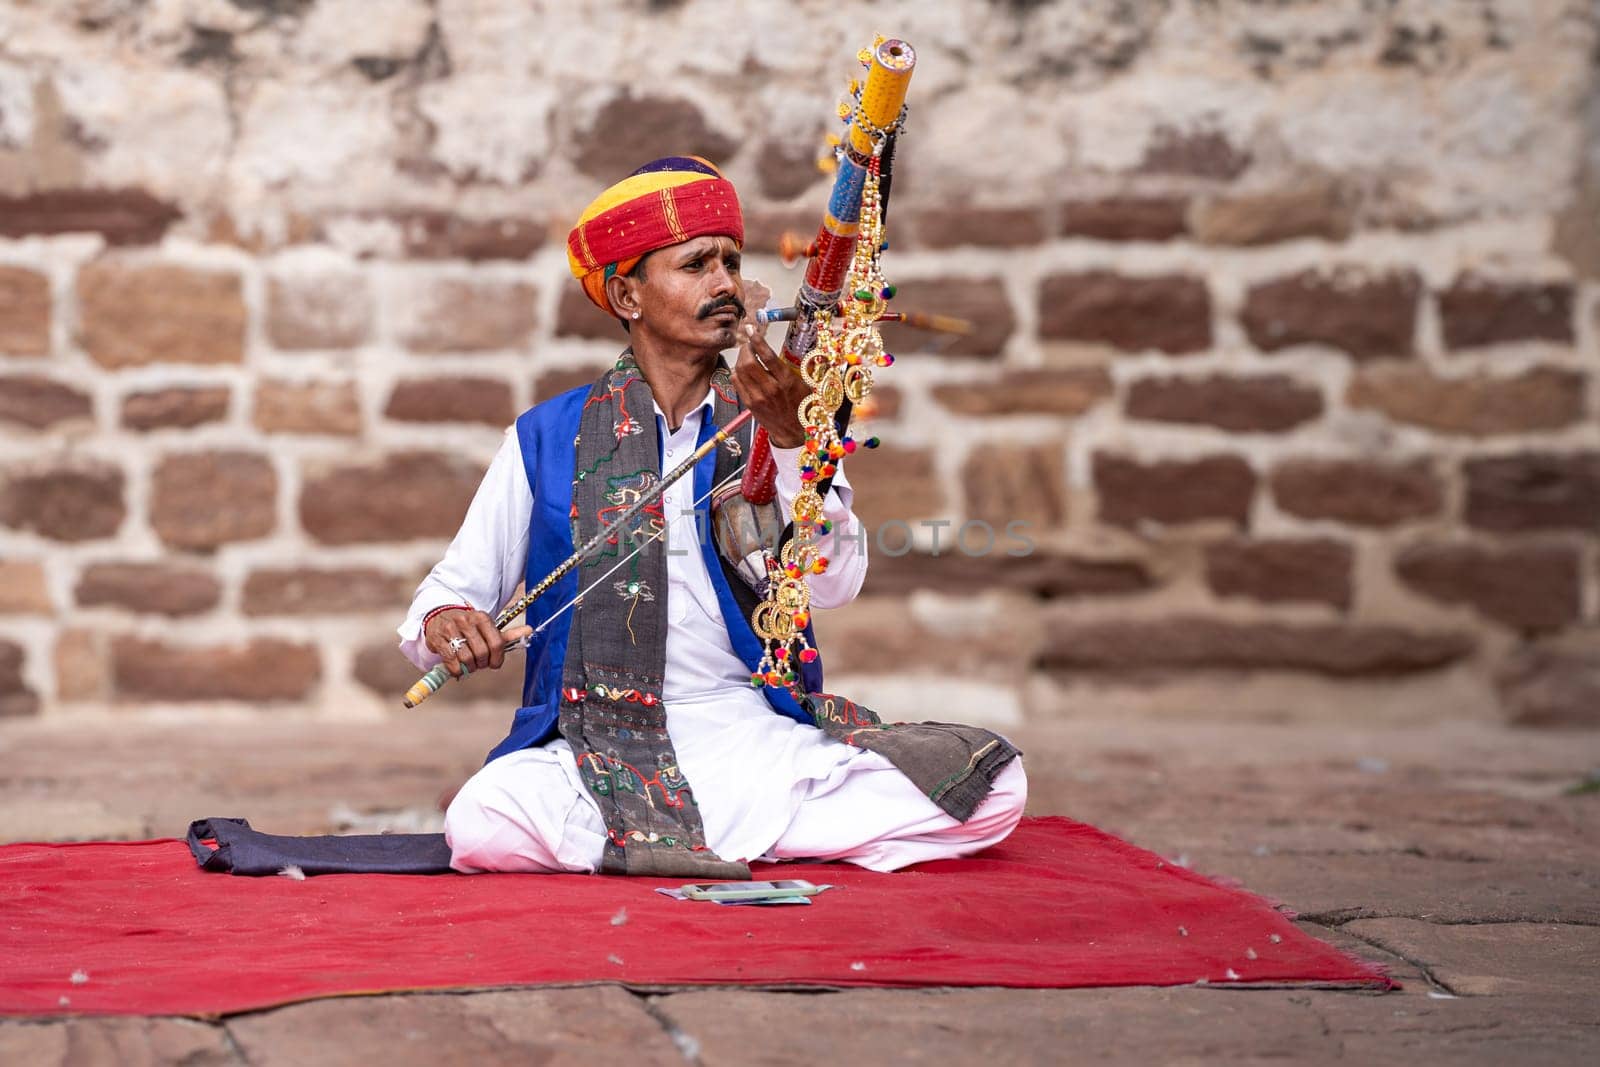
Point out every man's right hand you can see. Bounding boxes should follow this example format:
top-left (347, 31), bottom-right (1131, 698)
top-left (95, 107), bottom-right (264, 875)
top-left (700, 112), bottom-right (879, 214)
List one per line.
top-left (424, 608), bottom-right (532, 678)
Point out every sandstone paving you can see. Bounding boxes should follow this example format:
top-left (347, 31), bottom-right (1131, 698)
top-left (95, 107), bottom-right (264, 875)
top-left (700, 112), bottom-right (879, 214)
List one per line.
top-left (1340, 918), bottom-right (1600, 998)
top-left (0, 1016), bottom-right (236, 1066)
top-left (225, 987), bottom-right (685, 1067)
top-left (650, 984), bottom-right (1599, 1066)
top-left (1, 714), bottom-right (1597, 1062)
top-left (1319, 992), bottom-right (1600, 1066)
top-left (1211, 851), bottom-right (1600, 926)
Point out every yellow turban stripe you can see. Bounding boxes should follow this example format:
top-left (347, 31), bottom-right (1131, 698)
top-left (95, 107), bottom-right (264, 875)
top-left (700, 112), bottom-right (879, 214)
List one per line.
top-left (566, 156), bottom-right (745, 313)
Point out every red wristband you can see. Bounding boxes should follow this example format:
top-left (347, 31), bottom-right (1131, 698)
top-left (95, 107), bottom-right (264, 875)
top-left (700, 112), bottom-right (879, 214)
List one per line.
top-left (422, 603), bottom-right (473, 632)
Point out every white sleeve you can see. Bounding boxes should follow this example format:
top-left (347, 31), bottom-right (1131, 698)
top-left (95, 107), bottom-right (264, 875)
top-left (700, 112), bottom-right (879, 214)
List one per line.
top-left (770, 445), bottom-right (869, 611)
top-left (397, 428), bottom-right (533, 670)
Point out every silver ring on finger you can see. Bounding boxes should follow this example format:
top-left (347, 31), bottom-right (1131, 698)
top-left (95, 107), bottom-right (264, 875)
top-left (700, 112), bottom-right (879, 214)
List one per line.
top-left (447, 636), bottom-right (469, 652)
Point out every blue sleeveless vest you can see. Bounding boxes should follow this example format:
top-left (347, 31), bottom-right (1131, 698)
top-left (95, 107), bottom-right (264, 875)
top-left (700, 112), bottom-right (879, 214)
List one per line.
top-left (482, 384), bottom-right (822, 763)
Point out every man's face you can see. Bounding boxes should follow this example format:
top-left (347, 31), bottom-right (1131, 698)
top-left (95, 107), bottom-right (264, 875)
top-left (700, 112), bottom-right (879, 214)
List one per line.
top-left (630, 235), bottom-right (746, 353)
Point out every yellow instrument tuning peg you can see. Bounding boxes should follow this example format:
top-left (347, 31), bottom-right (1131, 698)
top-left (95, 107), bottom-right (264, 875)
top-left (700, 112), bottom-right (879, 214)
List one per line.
top-left (856, 47), bottom-right (872, 65)
top-left (848, 78), bottom-right (861, 95)
top-left (836, 100), bottom-right (852, 120)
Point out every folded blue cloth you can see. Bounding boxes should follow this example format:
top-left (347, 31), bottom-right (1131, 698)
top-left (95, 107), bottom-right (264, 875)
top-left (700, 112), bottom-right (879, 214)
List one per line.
top-left (186, 817), bottom-right (453, 876)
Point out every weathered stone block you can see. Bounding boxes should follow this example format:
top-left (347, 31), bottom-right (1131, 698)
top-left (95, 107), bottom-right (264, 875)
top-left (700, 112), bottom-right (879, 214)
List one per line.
top-left (1395, 541), bottom-right (1581, 632)
top-left (1094, 453), bottom-right (1255, 528)
top-left (1191, 179), bottom-right (1354, 246)
top-left (266, 271), bottom-right (373, 350)
top-left (1347, 365), bottom-right (1585, 435)
top-left (1039, 272), bottom-right (1211, 354)
top-left (1205, 538), bottom-right (1353, 609)
top-left (0, 265), bottom-right (51, 358)
top-left (909, 207), bottom-right (1049, 250)
top-left (75, 563), bottom-right (222, 617)
top-left (555, 286), bottom-right (625, 340)
top-left (1037, 617), bottom-right (1474, 676)
top-left (932, 368), bottom-right (1112, 417)
top-left (1242, 268), bottom-right (1419, 360)
top-left (573, 92), bottom-right (736, 180)
top-left (385, 377), bottom-right (515, 426)
top-left (111, 637), bottom-right (320, 702)
top-left (1126, 374), bottom-right (1323, 433)
top-left (0, 462), bottom-right (125, 542)
top-left (300, 451), bottom-right (484, 544)
top-left (962, 443), bottom-right (1066, 530)
top-left (253, 379), bottom-right (362, 436)
top-left (78, 262), bottom-right (246, 367)
top-left (150, 451), bottom-right (277, 549)
top-left (418, 74), bottom-right (553, 182)
top-left (534, 364), bottom-right (610, 403)
top-left (243, 567), bottom-right (413, 615)
top-left (1439, 275), bottom-right (1574, 349)
top-left (0, 189), bottom-right (181, 245)
top-left (0, 560), bottom-right (51, 614)
top-left (1495, 634), bottom-right (1600, 727)
top-left (843, 446), bottom-right (945, 531)
top-left (1270, 458), bottom-right (1443, 526)
top-left (392, 210), bottom-right (545, 261)
top-left (1463, 453), bottom-right (1600, 532)
top-left (121, 386), bottom-right (231, 431)
top-left (0, 375), bottom-right (92, 429)
top-left (880, 278), bottom-right (1015, 359)
top-left (392, 277), bottom-right (537, 353)
top-left (1060, 196), bottom-right (1188, 241)
top-left (0, 639), bottom-right (40, 716)
top-left (862, 551), bottom-right (1153, 600)
top-left (1140, 126), bottom-right (1250, 179)
top-left (754, 136), bottom-right (827, 201)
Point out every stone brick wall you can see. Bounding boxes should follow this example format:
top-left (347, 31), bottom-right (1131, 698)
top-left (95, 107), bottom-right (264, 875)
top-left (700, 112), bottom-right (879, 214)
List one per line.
top-left (1, 1), bottom-right (1596, 728)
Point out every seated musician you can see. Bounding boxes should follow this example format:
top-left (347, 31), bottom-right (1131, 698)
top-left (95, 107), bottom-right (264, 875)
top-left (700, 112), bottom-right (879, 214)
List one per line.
top-left (398, 156), bottom-right (1025, 877)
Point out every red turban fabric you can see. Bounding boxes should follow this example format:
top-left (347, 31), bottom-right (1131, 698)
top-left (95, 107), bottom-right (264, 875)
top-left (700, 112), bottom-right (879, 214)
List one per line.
top-left (566, 156), bottom-right (744, 313)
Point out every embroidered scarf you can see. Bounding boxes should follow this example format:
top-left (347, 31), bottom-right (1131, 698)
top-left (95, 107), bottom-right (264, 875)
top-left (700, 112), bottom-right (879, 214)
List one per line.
top-left (560, 353), bottom-right (1019, 878)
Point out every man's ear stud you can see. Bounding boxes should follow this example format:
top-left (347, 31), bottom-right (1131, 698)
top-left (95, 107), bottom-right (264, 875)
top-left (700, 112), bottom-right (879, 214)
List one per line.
top-left (632, 312), bottom-right (640, 320)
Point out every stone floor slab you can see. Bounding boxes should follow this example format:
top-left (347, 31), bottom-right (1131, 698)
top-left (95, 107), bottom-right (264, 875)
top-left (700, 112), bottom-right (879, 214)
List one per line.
top-left (1214, 852), bottom-right (1600, 925)
top-left (652, 987), bottom-right (1323, 1066)
top-left (1342, 918), bottom-right (1600, 997)
top-left (1323, 991), bottom-right (1600, 1065)
top-left (0, 1017), bottom-right (236, 1066)
top-left (226, 987), bottom-right (683, 1067)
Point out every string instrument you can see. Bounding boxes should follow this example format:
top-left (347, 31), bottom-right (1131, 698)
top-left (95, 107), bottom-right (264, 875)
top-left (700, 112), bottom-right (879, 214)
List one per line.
top-left (723, 37), bottom-right (916, 693)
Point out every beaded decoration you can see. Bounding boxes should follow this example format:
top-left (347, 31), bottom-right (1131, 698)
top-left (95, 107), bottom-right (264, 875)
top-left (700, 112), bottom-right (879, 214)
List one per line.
top-left (749, 56), bottom-right (902, 695)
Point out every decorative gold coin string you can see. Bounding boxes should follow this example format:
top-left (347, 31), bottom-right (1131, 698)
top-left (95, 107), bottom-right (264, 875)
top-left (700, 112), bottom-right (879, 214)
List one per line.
top-left (750, 148), bottom-right (896, 695)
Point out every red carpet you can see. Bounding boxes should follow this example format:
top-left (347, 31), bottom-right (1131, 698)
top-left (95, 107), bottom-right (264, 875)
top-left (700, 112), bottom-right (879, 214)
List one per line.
top-left (0, 817), bottom-right (1390, 1017)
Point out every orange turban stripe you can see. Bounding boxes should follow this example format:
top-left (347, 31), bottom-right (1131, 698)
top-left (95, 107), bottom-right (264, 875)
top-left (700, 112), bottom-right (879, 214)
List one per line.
top-left (567, 156), bottom-right (744, 313)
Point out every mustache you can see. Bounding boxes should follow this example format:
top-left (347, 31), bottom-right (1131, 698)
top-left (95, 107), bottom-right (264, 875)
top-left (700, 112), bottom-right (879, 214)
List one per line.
top-left (696, 295), bottom-right (746, 320)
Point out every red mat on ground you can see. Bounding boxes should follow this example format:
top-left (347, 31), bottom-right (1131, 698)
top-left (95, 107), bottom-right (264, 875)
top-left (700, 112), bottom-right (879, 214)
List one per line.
top-left (0, 817), bottom-right (1390, 1016)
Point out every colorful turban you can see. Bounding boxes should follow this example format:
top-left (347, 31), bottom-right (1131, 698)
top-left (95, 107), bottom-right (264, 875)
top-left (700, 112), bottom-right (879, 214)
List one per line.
top-left (566, 156), bottom-right (745, 313)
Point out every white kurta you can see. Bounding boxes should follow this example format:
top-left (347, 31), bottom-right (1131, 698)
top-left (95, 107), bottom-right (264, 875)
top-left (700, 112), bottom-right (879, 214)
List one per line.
top-left (399, 388), bottom-right (1025, 872)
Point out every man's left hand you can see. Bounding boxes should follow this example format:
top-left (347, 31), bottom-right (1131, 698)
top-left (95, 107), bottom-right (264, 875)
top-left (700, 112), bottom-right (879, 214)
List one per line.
top-left (733, 321), bottom-right (809, 449)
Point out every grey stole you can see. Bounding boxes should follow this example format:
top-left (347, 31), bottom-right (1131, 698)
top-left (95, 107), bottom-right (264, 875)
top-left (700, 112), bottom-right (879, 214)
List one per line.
top-left (560, 354), bottom-right (1020, 879)
top-left (560, 354), bottom-right (750, 878)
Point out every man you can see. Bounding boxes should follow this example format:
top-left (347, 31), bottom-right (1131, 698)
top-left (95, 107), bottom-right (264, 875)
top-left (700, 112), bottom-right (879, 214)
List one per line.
top-left (399, 156), bottom-right (1025, 878)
